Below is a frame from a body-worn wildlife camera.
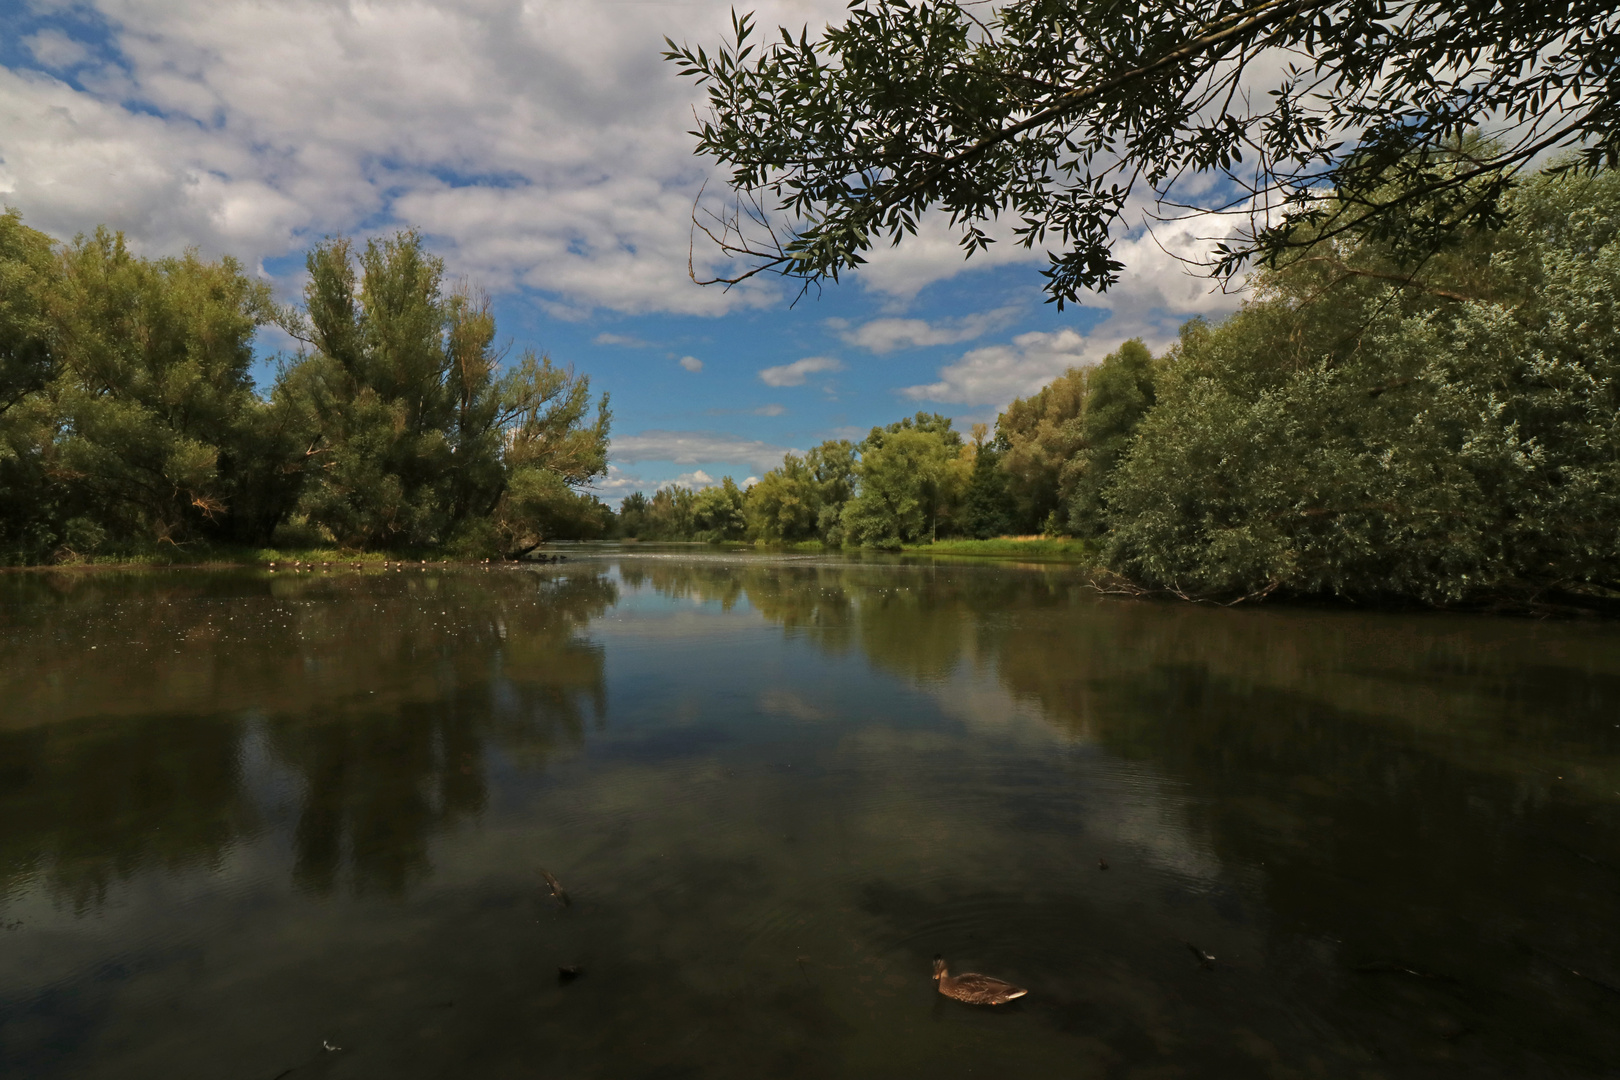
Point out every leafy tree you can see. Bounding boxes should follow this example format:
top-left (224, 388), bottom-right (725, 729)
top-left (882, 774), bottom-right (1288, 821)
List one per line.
top-left (617, 491), bottom-right (652, 538)
top-left (841, 420), bottom-right (969, 547)
top-left (667, 2), bottom-right (1620, 306)
top-left (279, 232), bottom-right (608, 553)
top-left (746, 452), bottom-right (821, 541)
top-left (0, 210), bottom-right (64, 560)
top-left (744, 438), bottom-right (859, 543)
top-left (960, 426), bottom-right (1018, 539)
top-left (1102, 166), bottom-right (1620, 601)
top-left (693, 477), bottom-right (749, 540)
top-left (50, 228), bottom-right (280, 547)
top-left (638, 485), bottom-right (699, 540)
top-left (807, 439), bottom-right (858, 541)
top-left (1065, 339), bottom-right (1158, 536)
top-left (998, 365), bottom-right (1090, 531)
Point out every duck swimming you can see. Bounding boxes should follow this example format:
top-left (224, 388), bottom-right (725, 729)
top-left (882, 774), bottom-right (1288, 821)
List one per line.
top-left (933, 956), bottom-right (1027, 1004)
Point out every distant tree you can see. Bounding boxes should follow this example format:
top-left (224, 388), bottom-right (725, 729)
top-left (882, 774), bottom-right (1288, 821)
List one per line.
top-left (744, 438), bottom-right (860, 543)
top-left (997, 365), bottom-right (1090, 531)
top-left (693, 477), bottom-right (749, 540)
top-left (841, 422), bottom-right (969, 547)
top-left (959, 426), bottom-right (1017, 539)
top-left (669, 1), bottom-right (1620, 306)
top-left (746, 452), bottom-right (820, 541)
top-left (641, 485), bottom-right (699, 539)
top-left (807, 439), bottom-right (858, 541)
top-left (617, 491), bottom-right (651, 538)
top-left (1065, 339), bottom-right (1158, 536)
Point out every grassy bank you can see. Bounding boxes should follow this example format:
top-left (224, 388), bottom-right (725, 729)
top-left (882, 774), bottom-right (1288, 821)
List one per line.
top-left (902, 537), bottom-right (1098, 561)
top-left (3, 543), bottom-right (487, 571)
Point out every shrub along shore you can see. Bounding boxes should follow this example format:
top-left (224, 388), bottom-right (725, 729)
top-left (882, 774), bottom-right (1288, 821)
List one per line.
top-left (6, 158), bottom-right (1618, 607)
top-left (0, 218), bottom-right (612, 567)
top-left (618, 162), bottom-right (1620, 609)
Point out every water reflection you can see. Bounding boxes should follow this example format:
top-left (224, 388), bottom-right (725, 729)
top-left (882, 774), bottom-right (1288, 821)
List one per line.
top-left (627, 556), bottom-right (1620, 1074)
top-left (1, 556), bottom-right (1617, 1078)
top-left (0, 567), bottom-right (613, 901)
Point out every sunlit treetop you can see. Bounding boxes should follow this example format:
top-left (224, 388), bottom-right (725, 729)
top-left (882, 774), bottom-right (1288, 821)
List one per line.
top-left (665, 0), bottom-right (1620, 307)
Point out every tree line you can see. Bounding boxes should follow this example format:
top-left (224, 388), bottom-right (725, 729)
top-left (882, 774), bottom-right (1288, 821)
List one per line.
top-left (0, 217), bottom-right (611, 564)
top-left (625, 163), bottom-right (1620, 605)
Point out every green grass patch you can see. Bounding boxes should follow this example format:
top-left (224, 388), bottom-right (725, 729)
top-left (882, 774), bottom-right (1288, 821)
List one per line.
top-left (901, 537), bottom-right (1099, 562)
top-left (11, 541), bottom-right (477, 571)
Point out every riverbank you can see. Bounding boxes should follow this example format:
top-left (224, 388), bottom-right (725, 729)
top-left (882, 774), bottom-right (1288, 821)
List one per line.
top-left (901, 537), bottom-right (1097, 561)
top-left (1, 544), bottom-right (465, 571)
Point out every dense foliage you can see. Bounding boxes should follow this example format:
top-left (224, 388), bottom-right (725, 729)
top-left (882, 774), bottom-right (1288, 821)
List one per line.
top-left (0, 216), bottom-right (610, 563)
top-left (624, 163), bottom-right (1619, 605)
top-left (667, 1), bottom-right (1620, 305)
top-left (618, 413), bottom-right (978, 550)
top-left (1104, 167), bottom-right (1620, 602)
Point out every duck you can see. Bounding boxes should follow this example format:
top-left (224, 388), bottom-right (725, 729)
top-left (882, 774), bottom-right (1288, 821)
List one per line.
top-left (933, 956), bottom-right (1027, 1004)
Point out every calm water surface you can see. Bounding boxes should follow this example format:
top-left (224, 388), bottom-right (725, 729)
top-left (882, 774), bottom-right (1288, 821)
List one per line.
top-left (2, 553), bottom-right (1618, 1079)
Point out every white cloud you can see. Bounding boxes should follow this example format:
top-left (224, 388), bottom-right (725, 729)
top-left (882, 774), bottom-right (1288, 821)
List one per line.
top-left (673, 469), bottom-right (715, 488)
top-left (678, 355), bottom-right (704, 372)
top-left (0, 1), bottom-right (1251, 330)
top-left (852, 212), bottom-right (1046, 303)
top-left (610, 430), bottom-right (796, 473)
top-left (594, 332), bottom-right (652, 347)
top-left (706, 403), bottom-right (786, 417)
top-left (758, 355), bottom-right (842, 387)
top-left (899, 212), bottom-right (1245, 408)
top-left (836, 304), bottom-right (1022, 353)
top-left (901, 328), bottom-right (1095, 406)
top-left (25, 31), bottom-right (92, 70)
top-left (0, 0), bottom-right (851, 313)
top-left (593, 463), bottom-right (651, 494)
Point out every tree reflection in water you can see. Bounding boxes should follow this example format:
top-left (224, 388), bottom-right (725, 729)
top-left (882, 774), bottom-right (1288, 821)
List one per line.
top-left (2, 557), bottom-right (1618, 1078)
top-left (0, 567), bottom-right (614, 901)
top-left (632, 556), bottom-right (1620, 1074)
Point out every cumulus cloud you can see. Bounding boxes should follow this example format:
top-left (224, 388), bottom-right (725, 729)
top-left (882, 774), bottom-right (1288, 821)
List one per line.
top-left (678, 355), bottom-right (704, 372)
top-left (852, 212), bottom-right (1047, 303)
top-left (593, 463), bottom-right (652, 494)
top-left (0, 0), bottom-right (850, 312)
top-left (0, 0), bottom-right (1249, 336)
top-left (835, 304), bottom-right (1023, 353)
top-left (673, 469), bottom-right (715, 488)
top-left (901, 328), bottom-right (1094, 406)
top-left (758, 355), bottom-right (842, 387)
top-left (25, 31), bottom-right (92, 70)
top-left (898, 210), bottom-right (1245, 408)
top-left (610, 430), bottom-right (797, 473)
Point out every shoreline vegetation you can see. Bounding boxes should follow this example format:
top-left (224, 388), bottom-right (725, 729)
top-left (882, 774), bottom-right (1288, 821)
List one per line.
top-left (5, 158), bottom-right (1619, 610)
top-left (0, 534), bottom-right (1100, 571)
top-left (612, 160), bottom-right (1620, 612)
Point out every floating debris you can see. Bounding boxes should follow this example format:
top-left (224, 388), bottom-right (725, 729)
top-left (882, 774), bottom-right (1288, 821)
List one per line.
top-left (558, 965), bottom-right (583, 984)
top-left (540, 867), bottom-right (571, 907)
top-left (1186, 942), bottom-right (1216, 969)
top-left (1098, 857), bottom-right (1110, 871)
top-left (1352, 960), bottom-right (1456, 982)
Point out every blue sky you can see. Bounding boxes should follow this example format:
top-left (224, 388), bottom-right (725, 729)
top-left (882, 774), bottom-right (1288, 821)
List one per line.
top-left (0, 0), bottom-right (1238, 501)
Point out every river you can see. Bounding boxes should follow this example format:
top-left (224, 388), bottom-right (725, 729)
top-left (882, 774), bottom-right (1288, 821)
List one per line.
top-left (2, 551), bottom-right (1617, 1078)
